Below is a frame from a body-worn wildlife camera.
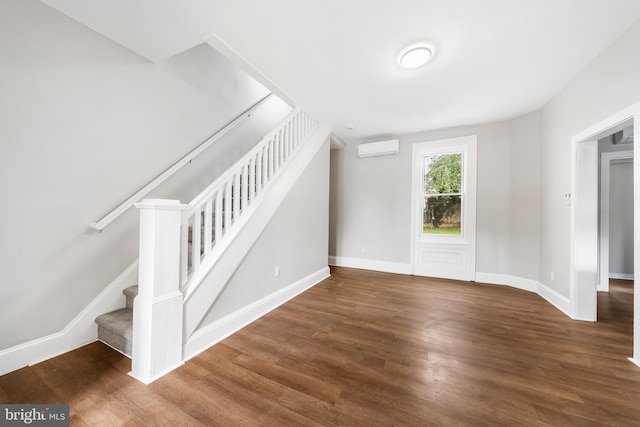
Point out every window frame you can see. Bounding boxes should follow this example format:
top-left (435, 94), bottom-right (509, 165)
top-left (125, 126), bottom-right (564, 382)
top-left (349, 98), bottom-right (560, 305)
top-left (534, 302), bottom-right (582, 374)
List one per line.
top-left (412, 139), bottom-right (475, 245)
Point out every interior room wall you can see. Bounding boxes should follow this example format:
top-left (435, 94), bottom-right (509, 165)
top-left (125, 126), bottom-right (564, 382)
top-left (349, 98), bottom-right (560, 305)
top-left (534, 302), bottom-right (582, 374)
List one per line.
top-left (508, 111), bottom-right (542, 281)
top-left (0, 0), bottom-right (288, 350)
top-left (539, 19), bottom-right (640, 298)
top-left (329, 140), bottom-right (412, 268)
top-left (330, 119), bottom-right (522, 277)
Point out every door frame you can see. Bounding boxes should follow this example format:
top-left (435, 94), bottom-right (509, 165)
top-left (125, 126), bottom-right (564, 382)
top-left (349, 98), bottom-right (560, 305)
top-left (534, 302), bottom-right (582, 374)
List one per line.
top-left (570, 101), bottom-right (640, 365)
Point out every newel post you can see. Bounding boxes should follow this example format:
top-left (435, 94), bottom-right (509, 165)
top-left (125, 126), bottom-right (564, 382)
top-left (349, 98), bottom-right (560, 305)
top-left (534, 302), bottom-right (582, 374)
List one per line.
top-left (130, 199), bottom-right (185, 384)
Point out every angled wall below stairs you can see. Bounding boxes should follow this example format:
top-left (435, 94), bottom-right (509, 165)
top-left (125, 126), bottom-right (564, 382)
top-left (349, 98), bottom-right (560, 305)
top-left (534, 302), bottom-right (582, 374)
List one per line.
top-left (202, 138), bottom-right (331, 325)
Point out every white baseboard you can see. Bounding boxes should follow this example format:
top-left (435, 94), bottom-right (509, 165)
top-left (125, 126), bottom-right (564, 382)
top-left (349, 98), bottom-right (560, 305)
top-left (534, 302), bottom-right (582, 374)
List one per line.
top-left (397, 268), bottom-right (574, 319)
top-left (0, 261), bottom-right (139, 376)
top-left (334, 263), bottom-right (570, 319)
top-left (329, 256), bottom-right (411, 275)
top-left (183, 266), bottom-right (330, 361)
top-left (507, 276), bottom-right (539, 293)
top-left (610, 273), bottom-right (634, 280)
top-left (537, 281), bottom-right (572, 318)
top-left (628, 357), bottom-right (640, 368)
top-left (475, 272), bottom-right (538, 293)
top-left (473, 272), bottom-right (572, 318)
top-left (0, 332), bottom-right (68, 377)
top-left (475, 272), bottom-right (508, 286)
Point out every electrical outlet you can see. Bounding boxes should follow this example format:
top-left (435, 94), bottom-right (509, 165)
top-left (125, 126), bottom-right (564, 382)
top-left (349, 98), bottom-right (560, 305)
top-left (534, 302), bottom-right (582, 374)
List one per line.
top-left (275, 266), bottom-right (280, 277)
top-left (550, 271), bottom-right (555, 281)
top-left (361, 246), bottom-right (366, 253)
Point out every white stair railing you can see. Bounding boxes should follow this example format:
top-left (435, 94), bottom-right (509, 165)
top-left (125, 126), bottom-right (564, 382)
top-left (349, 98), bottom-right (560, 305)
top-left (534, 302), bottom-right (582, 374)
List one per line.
top-left (179, 107), bottom-right (319, 292)
top-left (90, 93), bottom-right (274, 232)
top-left (132, 106), bottom-right (322, 383)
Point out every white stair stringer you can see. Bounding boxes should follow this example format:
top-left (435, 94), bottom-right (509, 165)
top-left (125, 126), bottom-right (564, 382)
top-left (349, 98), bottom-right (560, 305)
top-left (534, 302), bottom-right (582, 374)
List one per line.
top-left (182, 123), bottom-right (331, 341)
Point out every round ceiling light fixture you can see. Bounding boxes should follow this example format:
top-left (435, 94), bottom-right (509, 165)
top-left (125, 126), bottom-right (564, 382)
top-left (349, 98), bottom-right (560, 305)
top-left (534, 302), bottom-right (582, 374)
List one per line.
top-left (399, 44), bottom-right (434, 69)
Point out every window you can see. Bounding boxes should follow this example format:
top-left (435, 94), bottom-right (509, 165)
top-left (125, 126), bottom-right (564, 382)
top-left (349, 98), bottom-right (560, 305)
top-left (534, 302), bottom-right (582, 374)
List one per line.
top-left (423, 153), bottom-right (463, 235)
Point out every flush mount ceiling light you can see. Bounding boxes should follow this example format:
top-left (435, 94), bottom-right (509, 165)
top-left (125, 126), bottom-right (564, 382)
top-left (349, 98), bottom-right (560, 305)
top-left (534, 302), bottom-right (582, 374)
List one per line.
top-left (399, 44), bottom-right (433, 69)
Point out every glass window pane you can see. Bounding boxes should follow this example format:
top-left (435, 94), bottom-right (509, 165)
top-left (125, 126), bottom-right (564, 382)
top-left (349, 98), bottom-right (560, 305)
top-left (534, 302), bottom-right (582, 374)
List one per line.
top-left (423, 195), bottom-right (461, 235)
top-left (424, 153), bottom-right (462, 194)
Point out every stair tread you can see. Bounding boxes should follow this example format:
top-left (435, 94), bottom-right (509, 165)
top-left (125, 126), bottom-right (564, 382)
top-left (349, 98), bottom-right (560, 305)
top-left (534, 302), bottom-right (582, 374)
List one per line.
top-left (95, 308), bottom-right (133, 339)
top-left (123, 285), bottom-right (138, 298)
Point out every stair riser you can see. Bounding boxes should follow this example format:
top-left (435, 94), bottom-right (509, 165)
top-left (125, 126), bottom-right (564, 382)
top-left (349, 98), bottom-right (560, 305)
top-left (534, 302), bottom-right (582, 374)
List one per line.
top-left (123, 285), bottom-right (138, 310)
top-left (97, 326), bottom-right (132, 357)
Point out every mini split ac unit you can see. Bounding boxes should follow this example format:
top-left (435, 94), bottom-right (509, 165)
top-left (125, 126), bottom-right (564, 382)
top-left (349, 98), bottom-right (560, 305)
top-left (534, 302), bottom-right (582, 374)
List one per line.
top-left (357, 139), bottom-right (400, 158)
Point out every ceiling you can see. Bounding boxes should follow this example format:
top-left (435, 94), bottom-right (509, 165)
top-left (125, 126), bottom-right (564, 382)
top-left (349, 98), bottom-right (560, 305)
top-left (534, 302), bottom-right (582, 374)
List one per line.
top-left (42, 0), bottom-right (640, 143)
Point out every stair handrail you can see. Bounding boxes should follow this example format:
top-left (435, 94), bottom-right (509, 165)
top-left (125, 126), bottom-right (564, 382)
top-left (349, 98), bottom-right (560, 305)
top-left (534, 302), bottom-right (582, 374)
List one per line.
top-left (89, 93), bottom-right (275, 232)
top-left (179, 107), bottom-right (318, 292)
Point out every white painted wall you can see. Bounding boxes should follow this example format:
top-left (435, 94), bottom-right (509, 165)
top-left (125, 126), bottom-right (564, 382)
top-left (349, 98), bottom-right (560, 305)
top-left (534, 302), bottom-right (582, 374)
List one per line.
top-left (201, 140), bottom-right (330, 324)
top-left (0, 0), bottom-right (288, 351)
top-left (508, 111), bottom-right (541, 281)
top-left (609, 160), bottom-right (634, 277)
top-left (540, 20), bottom-right (640, 298)
top-left (157, 43), bottom-right (270, 109)
top-left (329, 141), bottom-right (411, 266)
top-left (329, 118), bottom-right (541, 279)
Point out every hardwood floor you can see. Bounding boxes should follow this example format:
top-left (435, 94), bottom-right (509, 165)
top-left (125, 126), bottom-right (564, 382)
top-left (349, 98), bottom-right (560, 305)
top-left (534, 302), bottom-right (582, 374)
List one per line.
top-left (2, 268), bottom-right (639, 426)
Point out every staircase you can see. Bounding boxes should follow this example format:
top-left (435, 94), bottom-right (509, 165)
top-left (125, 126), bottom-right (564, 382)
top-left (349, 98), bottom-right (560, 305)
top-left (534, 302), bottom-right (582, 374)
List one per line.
top-left (95, 285), bottom-right (138, 356)
top-left (91, 107), bottom-right (326, 383)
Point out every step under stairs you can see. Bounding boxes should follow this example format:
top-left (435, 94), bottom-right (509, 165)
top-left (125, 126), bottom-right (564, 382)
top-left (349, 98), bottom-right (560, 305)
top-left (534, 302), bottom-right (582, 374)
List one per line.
top-left (95, 285), bottom-right (138, 356)
top-left (95, 226), bottom-right (199, 356)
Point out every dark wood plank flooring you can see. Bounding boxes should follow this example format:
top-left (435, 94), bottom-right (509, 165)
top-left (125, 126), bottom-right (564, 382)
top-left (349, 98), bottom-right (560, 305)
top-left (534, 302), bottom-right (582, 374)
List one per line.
top-left (1, 268), bottom-right (639, 426)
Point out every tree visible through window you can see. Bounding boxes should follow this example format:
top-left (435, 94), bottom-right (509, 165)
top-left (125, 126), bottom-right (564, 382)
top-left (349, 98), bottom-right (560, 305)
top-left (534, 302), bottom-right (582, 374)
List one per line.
top-left (423, 153), bottom-right (462, 235)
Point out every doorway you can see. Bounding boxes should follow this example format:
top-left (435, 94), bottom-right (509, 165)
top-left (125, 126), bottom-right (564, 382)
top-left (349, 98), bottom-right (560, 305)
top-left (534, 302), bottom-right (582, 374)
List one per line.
top-left (571, 102), bottom-right (640, 365)
top-left (599, 149), bottom-right (634, 292)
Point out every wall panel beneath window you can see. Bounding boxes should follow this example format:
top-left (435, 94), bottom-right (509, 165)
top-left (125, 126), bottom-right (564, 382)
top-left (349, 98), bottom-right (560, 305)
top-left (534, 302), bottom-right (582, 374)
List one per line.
top-left (414, 243), bottom-right (473, 281)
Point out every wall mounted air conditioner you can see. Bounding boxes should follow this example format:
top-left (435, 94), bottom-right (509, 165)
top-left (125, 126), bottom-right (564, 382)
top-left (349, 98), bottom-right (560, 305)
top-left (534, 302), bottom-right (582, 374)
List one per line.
top-left (612, 127), bottom-right (634, 145)
top-left (357, 139), bottom-right (399, 158)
